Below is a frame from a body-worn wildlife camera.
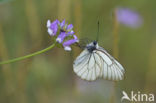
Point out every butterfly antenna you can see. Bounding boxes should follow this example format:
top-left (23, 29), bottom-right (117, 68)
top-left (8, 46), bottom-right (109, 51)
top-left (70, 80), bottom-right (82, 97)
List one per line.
top-left (96, 21), bottom-right (100, 42)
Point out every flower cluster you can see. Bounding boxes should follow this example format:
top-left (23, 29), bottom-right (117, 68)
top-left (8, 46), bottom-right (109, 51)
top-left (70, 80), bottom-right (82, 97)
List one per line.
top-left (47, 19), bottom-right (79, 51)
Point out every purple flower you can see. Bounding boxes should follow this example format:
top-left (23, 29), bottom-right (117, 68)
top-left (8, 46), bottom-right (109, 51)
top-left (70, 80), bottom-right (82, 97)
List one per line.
top-left (56, 32), bottom-right (67, 43)
top-left (47, 19), bottom-right (59, 36)
top-left (56, 31), bottom-right (75, 43)
top-left (116, 7), bottom-right (143, 28)
top-left (67, 24), bottom-right (73, 30)
top-left (59, 20), bottom-right (74, 31)
top-left (47, 19), bottom-right (79, 51)
top-left (67, 30), bottom-right (75, 35)
top-left (56, 20), bottom-right (76, 44)
top-left (60, 19), bottom-right (65, 28)
top-left (63, 35), bottom-right (79, 51)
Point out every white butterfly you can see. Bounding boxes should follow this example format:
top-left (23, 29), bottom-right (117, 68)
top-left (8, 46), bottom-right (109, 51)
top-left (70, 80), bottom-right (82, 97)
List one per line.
top-left (73, 41), bottom-right (125, 81)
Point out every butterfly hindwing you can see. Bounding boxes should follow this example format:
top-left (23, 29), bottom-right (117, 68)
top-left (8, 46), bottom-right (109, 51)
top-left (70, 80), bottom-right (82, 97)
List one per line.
top-left (95, 47), bottom-right (125, 81)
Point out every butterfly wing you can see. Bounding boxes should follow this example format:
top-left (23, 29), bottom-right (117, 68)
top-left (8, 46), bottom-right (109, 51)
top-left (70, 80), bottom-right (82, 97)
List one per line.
top-left (73, 47), bottom-right (125, 81)
top-left (73, 49), bottom-right (100, 81)
top-left (95, 47), bottom-right (125, 81)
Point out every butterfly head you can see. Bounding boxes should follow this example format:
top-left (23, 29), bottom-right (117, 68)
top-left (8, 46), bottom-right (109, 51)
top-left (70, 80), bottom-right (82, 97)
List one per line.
top-left (86, 41), bottom-right (99, 53)
top-left (93, 41), bottom-right (97, 46)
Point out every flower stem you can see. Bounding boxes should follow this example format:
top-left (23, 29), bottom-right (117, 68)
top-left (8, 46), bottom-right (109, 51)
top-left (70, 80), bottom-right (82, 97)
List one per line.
top-left (110, 9), bottom-right (119, 103)
top-left (0, 42), bottom-right (56, 65)
top-left (113, 9), bottom-right (119, 59)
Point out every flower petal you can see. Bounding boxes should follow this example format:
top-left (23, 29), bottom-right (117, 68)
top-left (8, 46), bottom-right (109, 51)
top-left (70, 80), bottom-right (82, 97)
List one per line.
top-left (67, 30), bottom-right (75, 35)
top-left (47, 28), bottom-right (53, 36)
top-left (63, 35), bottom-right (78, 47)
top-left (60, 19), bottom-right (65, 28)
top-left (49, 20), bottom-right (58, 36)
top-left (56, 32), bottom-right (67, 43)
top-left (47, 20), bottom-right (51, 28)
top-left (64, 46), bottom-right (72, 51)
top-left (73, 35), bottom-right (78, 41)
top-left (67, 24), bottom-right (73, 30)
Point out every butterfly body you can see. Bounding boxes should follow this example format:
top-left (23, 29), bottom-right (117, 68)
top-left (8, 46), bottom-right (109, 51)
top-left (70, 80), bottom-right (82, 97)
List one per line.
top-left (73, 41), bottom-right (125, 81)
top-left (86, 41), bottom-right (98, 53)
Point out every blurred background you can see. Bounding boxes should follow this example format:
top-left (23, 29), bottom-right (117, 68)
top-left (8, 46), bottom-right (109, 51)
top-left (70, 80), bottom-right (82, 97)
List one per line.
top-left (0, 0), bottom-right (156, 103)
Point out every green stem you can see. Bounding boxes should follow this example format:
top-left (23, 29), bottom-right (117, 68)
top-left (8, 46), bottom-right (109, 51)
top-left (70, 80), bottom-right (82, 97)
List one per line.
top-left (0, 42), bottom-right (56, 65)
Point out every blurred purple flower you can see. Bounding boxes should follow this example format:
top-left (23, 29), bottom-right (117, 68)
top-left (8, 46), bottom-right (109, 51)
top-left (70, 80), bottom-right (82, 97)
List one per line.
top-left (63, 35), bottom-right (79, 51)
top-left (116, 7), bottom-right (143, 28)
top-left (47, 19), bottom-right (59, 36)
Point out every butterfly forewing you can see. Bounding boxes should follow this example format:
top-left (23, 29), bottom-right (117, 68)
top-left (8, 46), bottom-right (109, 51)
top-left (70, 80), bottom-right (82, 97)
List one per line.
top-left (73, 43), bottom-right (125, 81)
top-left (74, 50), bottom-right (98, 81)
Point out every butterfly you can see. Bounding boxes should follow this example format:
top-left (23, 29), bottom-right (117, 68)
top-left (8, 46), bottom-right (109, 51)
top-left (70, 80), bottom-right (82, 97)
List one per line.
top-left (73, 40), bottom-right (125, 81)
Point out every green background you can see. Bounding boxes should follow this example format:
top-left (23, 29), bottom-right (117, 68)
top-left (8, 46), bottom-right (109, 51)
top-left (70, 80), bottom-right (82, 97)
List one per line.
top-left (0, 0), bottom-right (155, 103)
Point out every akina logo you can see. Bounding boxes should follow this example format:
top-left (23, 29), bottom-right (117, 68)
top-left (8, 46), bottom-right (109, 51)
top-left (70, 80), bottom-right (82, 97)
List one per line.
top-left (121, 91), bottom-right (155, 102)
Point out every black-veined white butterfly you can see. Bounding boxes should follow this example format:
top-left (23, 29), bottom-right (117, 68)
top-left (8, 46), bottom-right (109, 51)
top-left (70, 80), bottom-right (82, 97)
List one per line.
top-left (73, 40), bottom-right (125, 81)
top-left (73, 21), bottom-right (125, 81)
